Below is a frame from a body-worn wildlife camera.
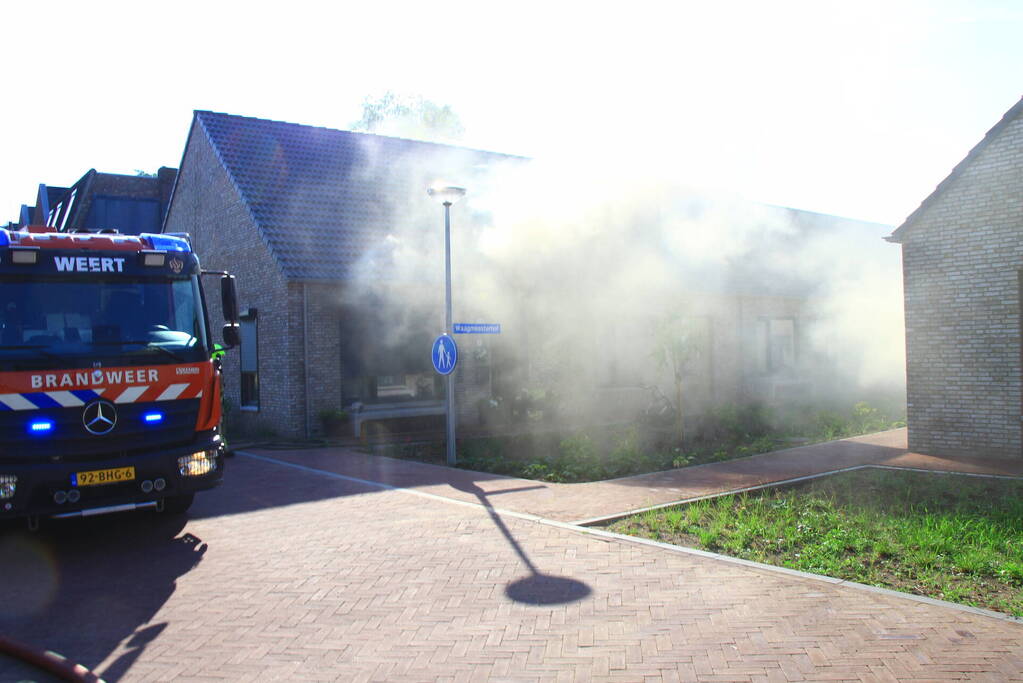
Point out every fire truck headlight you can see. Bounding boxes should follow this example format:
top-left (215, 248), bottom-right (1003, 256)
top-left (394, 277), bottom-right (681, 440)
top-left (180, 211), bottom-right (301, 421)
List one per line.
top-left (0, 475), bottom-right (17, 500)
top-left (178, 450), bottom-right (217, 477)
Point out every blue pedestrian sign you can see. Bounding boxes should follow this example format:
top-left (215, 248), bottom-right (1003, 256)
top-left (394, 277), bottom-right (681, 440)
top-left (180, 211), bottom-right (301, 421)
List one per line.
top-left (431, 334), bottom-right (458, 375)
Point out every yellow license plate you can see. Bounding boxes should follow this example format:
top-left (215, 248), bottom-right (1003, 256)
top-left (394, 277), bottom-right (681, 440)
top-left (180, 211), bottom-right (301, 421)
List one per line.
top-left (73, 466), bottom-right (135, 487)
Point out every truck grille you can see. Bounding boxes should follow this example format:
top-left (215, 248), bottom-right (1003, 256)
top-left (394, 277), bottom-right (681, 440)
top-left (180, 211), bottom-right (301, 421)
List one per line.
top-left (0, 399), bottom-right (201, 462)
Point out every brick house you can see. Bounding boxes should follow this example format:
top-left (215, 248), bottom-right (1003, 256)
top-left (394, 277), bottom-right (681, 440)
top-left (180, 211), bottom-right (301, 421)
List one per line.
top-left (164, 111), bottom-right (897, 440)
top-left (15, 168), bottom-right (177, 234)
top-left (164, 111), bottom-right (519, 439)
top-left (887, 96), bottom-right (1023, 459)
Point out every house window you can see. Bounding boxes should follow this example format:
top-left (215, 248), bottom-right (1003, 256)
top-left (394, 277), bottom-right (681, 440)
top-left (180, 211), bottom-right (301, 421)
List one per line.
top-left (239, 311), bottom-right (259, 409)
top-left (339, 303), bottom-right (444, 405)
top-left (362, 373), bottom-right (444, 403)
top-left (756, 317), bottom-right (796, 373)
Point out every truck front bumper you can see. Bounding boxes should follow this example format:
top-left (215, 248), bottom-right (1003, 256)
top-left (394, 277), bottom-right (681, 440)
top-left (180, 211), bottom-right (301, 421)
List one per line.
top-left (0, 438), bottom-right (224, 520)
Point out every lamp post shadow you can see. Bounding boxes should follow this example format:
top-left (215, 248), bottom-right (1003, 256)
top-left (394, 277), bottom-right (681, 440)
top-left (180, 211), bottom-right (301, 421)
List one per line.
top-left (451, 480), bottom-right (592, 606)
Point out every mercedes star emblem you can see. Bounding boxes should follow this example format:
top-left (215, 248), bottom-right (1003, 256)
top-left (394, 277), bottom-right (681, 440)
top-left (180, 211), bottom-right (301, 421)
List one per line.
top-left (82, 400), bottom-right (117, 435)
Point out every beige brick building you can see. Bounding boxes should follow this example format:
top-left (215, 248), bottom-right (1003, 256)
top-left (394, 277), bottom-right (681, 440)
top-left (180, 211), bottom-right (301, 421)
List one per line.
top-left (888, 96), bottom-right (1023, 459)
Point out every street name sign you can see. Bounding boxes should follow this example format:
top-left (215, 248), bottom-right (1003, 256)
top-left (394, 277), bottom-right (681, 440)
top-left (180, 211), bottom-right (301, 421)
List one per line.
top-left (453, 323), bottom-right (501, 334)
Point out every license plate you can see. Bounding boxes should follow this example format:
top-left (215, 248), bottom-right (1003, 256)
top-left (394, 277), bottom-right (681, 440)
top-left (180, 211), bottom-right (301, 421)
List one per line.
top-left (72, 466), bottom-right (136, 487)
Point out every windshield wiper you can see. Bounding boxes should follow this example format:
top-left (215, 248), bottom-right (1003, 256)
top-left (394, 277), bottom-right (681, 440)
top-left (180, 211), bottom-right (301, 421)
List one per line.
top-left (0, 344), bottom-right (66, 361)
top-left (90, 340), bottom-right (188, 363)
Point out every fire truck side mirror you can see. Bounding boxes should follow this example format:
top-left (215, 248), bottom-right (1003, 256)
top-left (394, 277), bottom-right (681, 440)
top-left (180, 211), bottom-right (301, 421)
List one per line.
top-left (222, 322), bottom-right (240, 348)
top-left (221, 275), bottom-right (239, 323)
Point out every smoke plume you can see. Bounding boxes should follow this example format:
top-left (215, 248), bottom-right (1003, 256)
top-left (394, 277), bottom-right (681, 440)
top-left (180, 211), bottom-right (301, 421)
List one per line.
top-left (337, 149), bottom-right (905, 423)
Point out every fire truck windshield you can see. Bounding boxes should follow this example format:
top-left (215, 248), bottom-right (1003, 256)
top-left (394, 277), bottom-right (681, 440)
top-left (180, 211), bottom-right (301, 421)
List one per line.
top-left (0, 275), bottom-right (209, 368)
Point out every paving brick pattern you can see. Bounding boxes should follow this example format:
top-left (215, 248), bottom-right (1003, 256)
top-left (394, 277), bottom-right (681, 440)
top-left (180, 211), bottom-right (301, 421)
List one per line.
top-left (0, 429), bottom-right (1021, 681)
top-left (256, 428), bottom-right (1023, 524)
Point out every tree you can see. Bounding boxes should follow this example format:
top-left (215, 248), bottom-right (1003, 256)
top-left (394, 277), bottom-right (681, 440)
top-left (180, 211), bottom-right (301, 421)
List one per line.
top-left (350, 92), bottom-right (465, 142)
top-left (650, 306), bottom-right (702, 445)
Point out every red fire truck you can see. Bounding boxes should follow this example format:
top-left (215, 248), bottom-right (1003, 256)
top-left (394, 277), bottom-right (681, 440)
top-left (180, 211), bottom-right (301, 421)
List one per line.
top-left (0, 226), bottom-right (239, 528)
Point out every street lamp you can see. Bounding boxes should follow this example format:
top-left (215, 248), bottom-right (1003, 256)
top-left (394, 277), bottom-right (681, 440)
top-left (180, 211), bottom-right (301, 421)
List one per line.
top-left (428, 184), bottom-right (466, 466)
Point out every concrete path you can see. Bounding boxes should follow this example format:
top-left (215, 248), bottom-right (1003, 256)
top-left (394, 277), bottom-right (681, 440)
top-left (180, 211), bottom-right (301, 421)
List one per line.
top-left (0, 428), bottom-right (1020, 682)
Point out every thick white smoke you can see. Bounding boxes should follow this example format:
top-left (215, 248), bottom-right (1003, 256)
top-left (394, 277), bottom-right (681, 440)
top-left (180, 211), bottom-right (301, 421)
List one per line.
top-left (339, 152), bottom-right (905, 421)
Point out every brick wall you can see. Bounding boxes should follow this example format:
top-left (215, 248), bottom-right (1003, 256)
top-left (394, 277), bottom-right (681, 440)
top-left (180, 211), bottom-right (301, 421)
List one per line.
top-left (453, 334), bottom-right (492, 425)
top-left (164, 120), bottom-right (304, 439)
top-left (489, 289), bottom-right (813, 427)
top-left (899, 113), bottom-right (1023, 459)
top-left (298, 283), bottom-right (343, 435)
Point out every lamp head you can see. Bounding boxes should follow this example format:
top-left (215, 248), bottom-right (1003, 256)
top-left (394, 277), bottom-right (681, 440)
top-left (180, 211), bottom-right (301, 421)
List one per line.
top-left (427, 185), bottom-right (467, 206)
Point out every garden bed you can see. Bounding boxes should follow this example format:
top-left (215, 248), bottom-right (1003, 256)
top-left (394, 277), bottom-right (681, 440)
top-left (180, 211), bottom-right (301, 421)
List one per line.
top-left (605, 468), bottom-right (1023, 617)
top-left (369, 401), bottom-right (905, 483)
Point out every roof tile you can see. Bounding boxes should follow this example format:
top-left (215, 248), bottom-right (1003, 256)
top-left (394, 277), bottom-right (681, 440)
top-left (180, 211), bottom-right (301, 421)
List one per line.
top-left (195, 111), bottom-right (520, 281)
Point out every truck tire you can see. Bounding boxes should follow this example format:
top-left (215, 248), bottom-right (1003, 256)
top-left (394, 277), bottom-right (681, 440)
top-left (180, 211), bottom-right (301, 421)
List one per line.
top-left (162, 493), bottom-right (195, 515)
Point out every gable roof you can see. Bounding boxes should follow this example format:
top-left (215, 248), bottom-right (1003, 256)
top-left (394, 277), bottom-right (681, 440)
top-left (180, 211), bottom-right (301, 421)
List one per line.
top-left (188, 111), bottom-right (523, 281)
top-left (888, 95), bottom-right (1023, 243)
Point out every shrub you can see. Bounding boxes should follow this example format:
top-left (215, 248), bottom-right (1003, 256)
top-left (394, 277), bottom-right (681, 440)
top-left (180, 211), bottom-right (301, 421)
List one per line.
top-left (704, 402), bottom-right (773, 443)
top-left (672, 452), bottom-right (695, 468)
top-left (558, 433), bottom-right (597, 462)
top-left (813, 410), bottom-right (850, 440)
top-left (379, 397), bottom-right (906, 483)
top-left (319, 408), bottom-right (350, 437)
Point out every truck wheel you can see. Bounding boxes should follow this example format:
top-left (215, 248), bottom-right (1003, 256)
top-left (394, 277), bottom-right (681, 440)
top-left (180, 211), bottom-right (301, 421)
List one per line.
top-left (162, 493), bottom-right (195, 515)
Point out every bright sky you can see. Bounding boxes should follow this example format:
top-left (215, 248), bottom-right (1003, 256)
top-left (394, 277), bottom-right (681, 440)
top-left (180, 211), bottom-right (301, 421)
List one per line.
top-left (3, 0), bottom-right (1021, 226)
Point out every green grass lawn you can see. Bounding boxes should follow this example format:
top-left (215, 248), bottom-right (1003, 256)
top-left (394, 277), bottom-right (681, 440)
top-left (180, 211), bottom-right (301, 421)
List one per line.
top-left (606, 468), bottom-right (1023, 616)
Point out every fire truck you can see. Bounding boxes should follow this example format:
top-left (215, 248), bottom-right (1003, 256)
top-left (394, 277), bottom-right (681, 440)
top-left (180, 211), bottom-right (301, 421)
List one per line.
top-left (0, 226), bottom-right (239, 528)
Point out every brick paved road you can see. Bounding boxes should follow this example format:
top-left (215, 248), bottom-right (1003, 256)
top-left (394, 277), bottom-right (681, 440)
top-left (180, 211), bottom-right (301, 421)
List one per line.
top-left (1, 445), bottom-right (1021, 682)
top-left (252, 429), bottom-right (1023, 525)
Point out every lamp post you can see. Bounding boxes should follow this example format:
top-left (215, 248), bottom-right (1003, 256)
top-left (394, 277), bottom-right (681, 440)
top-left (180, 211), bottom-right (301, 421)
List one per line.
top-left (428, 184), bottom-right (466, 466)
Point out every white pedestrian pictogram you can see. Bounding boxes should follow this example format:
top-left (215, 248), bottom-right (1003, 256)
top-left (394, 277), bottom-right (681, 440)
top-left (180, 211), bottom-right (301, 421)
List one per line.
top-left (436, 339), bottom-right (452, 370)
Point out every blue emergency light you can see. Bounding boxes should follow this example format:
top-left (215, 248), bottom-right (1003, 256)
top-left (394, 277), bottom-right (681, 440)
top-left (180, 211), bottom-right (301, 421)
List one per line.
top-left (143, 411), bottom-right (164, 424)
top-left (141, 233), bottom-right (191, 253)
top-left (0, 229), bottom-right (10, 247)
top-left (28, 419), bottom-right (55, 434)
